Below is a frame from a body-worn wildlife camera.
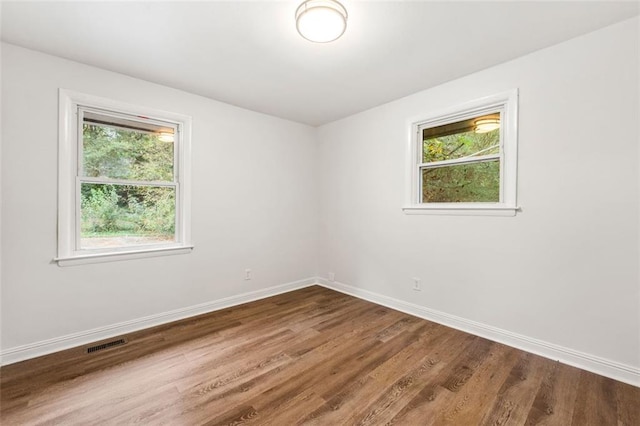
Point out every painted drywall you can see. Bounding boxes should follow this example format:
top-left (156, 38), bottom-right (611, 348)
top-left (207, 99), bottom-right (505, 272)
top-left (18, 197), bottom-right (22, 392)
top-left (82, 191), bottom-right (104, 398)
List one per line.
top-left (0, 43), bottom-right (319, 354)
top-left (317, 18), bottom-right (640, 370)
top-left (0, 42), bottom-right (4, 359)
top-left (1, 17), bottom-right (638, 380)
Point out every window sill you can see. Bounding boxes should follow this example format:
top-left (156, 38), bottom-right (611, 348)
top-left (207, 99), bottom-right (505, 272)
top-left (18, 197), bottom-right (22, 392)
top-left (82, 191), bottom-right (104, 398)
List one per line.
top-left (402, 205), bottom-right (520, 216)
top-left (54, 245), bottom-right (194, 267)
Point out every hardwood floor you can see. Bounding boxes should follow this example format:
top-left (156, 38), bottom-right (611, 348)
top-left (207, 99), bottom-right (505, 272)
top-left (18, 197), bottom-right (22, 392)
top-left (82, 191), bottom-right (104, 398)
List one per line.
top-left (1, 286), bottom-right (638, 425)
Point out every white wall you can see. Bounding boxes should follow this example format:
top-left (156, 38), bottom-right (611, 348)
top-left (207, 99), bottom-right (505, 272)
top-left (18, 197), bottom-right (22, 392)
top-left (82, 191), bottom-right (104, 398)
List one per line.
top-left (1, 17), bottom-right (638, 383)
top-left (317, 18), bottom-right (639, 372)
top-left (0, 43), bottom-right (319, 356)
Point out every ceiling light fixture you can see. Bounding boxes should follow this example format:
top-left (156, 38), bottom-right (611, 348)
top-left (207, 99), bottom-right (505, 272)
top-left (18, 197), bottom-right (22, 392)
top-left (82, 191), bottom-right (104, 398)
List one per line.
top-left (474, 118), bottom-right (500, 133)
top-left (158, 132), bottom-right (175, 142)
top-left (295, 0), bottom-right (348, 43)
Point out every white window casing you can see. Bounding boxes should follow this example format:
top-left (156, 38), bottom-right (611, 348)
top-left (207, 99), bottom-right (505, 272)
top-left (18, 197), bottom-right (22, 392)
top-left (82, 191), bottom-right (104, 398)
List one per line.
top-left (403, 89), bottom-right (520, 216)
top-left (56, 89), bottom-right (193, 266)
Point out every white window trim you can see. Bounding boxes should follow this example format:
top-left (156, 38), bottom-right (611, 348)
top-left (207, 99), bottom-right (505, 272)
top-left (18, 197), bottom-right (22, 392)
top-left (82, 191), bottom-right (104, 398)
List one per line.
top-left (403, 89), bottom-right (520, 216)
top-left (56, 89), bottom-right (193, 266)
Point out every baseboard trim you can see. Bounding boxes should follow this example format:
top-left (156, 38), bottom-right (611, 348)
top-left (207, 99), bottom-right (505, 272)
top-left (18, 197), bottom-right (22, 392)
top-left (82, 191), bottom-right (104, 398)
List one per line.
top-left (318, 279), bottom-right (640, 387)
top-left (0, 277), bottom-right (318, 366)
top-left (4, 277), bottom-right (638, 387)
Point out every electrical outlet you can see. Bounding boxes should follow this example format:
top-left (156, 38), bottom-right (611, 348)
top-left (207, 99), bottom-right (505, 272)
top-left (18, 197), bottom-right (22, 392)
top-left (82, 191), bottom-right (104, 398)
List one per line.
top-left (328, 272), bottom-right (335, 282)
top-left (245, 269), bottom-right (252, 280)
top-left (412, 277), bottom-right (421, 291)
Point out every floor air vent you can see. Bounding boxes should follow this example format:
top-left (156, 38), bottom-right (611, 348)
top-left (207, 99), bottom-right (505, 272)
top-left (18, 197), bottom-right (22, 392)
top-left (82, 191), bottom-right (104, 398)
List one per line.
top-left (86, 338), bottom-right (127, 354)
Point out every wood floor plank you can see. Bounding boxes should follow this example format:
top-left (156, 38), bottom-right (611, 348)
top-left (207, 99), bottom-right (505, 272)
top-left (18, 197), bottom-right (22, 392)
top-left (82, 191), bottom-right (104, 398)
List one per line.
top-left (367, 322), bottom-right (448, 384)
top-left (524, 360), bottom-right (581, 425)
top-left (570, 370), bottom-right (620, 426)
top-left (259, 322), bottom-right (435, 425)
top-left (479, 351), bottom-right (553, 425)
top-left (165, 308), bottom-right (403, 425)
top-left (428, 342), bottom-right (520, 425)
top-left (373, 333), bottom-right (481, 425)
top-left (1, 286), bottom-right (637, 425)
top-left (615, 381), bottom-right (640, 425)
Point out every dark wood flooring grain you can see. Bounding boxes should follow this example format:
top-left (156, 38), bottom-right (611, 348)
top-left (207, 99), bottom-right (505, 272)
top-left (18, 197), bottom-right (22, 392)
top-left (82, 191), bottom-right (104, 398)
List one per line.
top-left (1, 286), bottom-right (638, 425)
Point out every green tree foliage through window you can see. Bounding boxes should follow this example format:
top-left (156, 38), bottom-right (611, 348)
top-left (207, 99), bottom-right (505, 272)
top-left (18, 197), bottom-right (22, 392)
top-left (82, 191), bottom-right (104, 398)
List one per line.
top-left (80, 119), bottom-right (176, 248)
top-left (423, 131), bottom-right (499, 163)
top-left (421, 119), bottom-right (501, 203)
top-left (422, 161), bottom-right (499, 202)
top-left (83, 124), bottom-right (173, 181)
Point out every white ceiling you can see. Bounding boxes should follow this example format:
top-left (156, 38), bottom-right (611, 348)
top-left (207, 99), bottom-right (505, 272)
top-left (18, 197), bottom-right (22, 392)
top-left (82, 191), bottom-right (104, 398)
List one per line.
top-left (2, 1), bottom-right (638, 126)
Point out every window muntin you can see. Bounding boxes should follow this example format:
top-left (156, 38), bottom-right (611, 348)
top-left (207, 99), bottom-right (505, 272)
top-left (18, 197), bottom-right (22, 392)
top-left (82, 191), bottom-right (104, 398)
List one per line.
top-left (57, 90), bottom-right (192, 265)
top-left (420, 113), bottom-right (501, 203)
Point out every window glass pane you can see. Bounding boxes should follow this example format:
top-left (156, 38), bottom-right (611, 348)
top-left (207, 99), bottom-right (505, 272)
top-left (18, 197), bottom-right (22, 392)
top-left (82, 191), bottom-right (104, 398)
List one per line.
top-left (422, 114), bottom-right (500, 163)
top-left (80, 183), bottom-right (176, 249)
top-left (422, 160), bottom-right (500, 203)
top-left (82, 117), bottom-right (174, 181)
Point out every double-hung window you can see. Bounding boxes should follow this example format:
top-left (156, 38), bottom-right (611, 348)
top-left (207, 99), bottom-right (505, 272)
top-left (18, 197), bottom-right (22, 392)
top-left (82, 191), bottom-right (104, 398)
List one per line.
top-left (404, 90), bottom-right (519, 215)
top-left (57, 90), bottom-right (192, 265)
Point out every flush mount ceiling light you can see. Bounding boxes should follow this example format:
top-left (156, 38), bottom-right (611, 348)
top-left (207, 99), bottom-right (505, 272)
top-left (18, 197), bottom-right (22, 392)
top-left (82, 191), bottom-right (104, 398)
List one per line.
top-left (158, 132), bottom-right (175, 142)
top-left (295, 0), bottom-right (348, 43)
top-left (474, 118), bottom-right (501, 133)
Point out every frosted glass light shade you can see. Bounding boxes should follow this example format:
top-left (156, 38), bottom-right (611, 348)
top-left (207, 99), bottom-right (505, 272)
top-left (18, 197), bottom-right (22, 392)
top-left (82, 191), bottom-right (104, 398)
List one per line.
top-left (474, 118), bottom-right (501, 133)
top-left (296, 0), bottom-right (348, 43)
top-left (158, 132), bottom-right (174, 142)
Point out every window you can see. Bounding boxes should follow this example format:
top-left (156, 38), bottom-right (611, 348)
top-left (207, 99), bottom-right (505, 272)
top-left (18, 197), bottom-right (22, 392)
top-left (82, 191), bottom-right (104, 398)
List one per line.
top-left (57, 90), bottom-right (192, 265)
top-left (404, 90), bottom-right (519, 215)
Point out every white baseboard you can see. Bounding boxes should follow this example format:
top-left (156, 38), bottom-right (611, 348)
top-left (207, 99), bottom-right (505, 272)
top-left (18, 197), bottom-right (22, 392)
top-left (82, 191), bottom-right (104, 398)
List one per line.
top-left (318, 279), bottom-right (640, 387)
top-left (4, 277), bottom-right (638, 387)
top-left (0, 277), bottom-right (318, 366)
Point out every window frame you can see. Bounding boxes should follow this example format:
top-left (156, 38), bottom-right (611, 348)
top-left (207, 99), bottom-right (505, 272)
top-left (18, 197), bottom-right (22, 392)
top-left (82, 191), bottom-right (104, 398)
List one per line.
top-left (403, 90), bottom-right (519, 216)
top-left (56, 89), bottom-right (193, 266)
